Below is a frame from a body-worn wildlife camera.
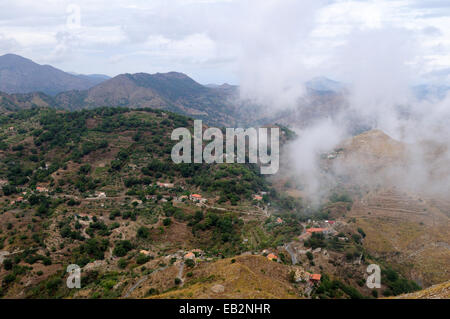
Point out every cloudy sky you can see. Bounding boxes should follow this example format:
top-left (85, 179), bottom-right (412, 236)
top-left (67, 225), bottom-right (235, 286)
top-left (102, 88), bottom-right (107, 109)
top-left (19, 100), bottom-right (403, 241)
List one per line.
top-left (1, 0), bottom-right (450, 85)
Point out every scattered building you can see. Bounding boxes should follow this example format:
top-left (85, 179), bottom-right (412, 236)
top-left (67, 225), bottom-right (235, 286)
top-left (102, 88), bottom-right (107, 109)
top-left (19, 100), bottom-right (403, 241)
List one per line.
top-left (267, 253), bottom-right (278, 261)
top-left (190, 194), bottom-right (207, 203)
top-left (325, 220), bottom-right (336, 225)
top-left (36, 186), bottom-right (48, 193)
top-left (310, 274), bottom-right (322, 282)
top-left (294, 269), bottom-right (311, 282)
top-left (97, 192), bottom-right (106, 199)
top-left (253, 194), bottom-right (263, 201)
top-left (157, 182), bottom-right (175, 188)
top-left (276, 217), bottom-right (283, 224)
top-left (306, 228), bottom-right (327, 234)
top-left (327, 153), bottom-right (337, 159)
top-left (140, 250), bottom-right (151, 256)
top-left (184, 252), bottom-right (195, 260)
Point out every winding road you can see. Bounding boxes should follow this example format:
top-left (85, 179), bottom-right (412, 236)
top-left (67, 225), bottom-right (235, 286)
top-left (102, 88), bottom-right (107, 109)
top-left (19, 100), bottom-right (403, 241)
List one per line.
top-left (284, 243), bottom-right (297, 265)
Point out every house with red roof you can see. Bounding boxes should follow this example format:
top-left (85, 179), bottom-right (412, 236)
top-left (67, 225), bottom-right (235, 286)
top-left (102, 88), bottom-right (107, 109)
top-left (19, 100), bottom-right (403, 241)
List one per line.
top-left (306, 228), bottom-right (327, 234)
top-left (184, 252), bottom-right (195, 259)
top-left (267, 253), bottom-right (278, 261)
top-left (190, 194), bottom-right (206, 203)
top-left (253, 194), bottom-right (263, 201)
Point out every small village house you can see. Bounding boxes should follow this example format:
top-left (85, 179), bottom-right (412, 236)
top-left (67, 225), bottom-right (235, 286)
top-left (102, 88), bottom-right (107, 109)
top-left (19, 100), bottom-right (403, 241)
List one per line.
top-left (190, 194), bottom-right (207, 203)
top-left (253, 194), bottom-right (263, 201)
top-left (184, 252), bottom-right (195, 260)
top-left (96, 192), bottom-right (106, 198)
top-left (267, 253), bottom-right (278, 261)
top-left (157, 182), bottom-right (175, 188)
top-left (140, 250), bottom-right (151, 256)
top-left (310, 274), bottom-right (321, 282)
top-left (306, 228), bottom-right (327, 234)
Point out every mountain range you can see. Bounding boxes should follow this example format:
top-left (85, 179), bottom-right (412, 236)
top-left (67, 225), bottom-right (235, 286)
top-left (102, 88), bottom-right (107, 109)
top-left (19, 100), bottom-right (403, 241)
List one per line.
top-left (0, 54), bottom-right (109, 95)
top-left (0, 54), bottom-right (355, 127)
top-left (1, 53), bottom-right (449, 129)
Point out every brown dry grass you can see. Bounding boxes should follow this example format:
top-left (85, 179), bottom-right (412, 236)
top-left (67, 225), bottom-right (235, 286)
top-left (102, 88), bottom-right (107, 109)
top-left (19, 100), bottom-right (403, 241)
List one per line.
top-left (148, 255), bottom-right (302, 299)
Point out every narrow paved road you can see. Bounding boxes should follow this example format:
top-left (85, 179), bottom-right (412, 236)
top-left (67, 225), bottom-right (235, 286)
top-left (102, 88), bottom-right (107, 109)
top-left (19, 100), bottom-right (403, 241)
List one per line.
top-left (0, 251), bottom-right (9, 264)
top-left (177, 262), bottom-right (185, 287)
top-left (122, 265), bottom-right (168, 298)
top-left (123, 276), bottom-right (148, 298)
top-left (0, 250), bottom-right (23, 264)
top-left (284, 243), bottom-right (297, 265)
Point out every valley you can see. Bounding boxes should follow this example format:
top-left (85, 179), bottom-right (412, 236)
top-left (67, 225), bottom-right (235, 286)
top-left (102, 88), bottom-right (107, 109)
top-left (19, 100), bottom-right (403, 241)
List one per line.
top-left (0, 106), bottom-right (446, 299)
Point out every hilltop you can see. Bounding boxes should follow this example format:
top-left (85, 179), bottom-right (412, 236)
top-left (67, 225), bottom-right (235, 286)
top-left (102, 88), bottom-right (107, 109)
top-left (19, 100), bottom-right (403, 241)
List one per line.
top-left (54, 72), bottom-right (241, 127)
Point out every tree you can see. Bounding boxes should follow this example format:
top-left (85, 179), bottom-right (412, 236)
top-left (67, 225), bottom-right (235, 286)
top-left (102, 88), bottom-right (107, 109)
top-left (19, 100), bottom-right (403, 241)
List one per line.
top-left (306, 251), bottom-right (314, 261)
top-left (194, 210), bottom-right (204, 222)
top-left (136, 254), bottom-right (151, 265)
top-left (2, 259), bottom-right (12, 270)
top-left (357, 227), bottom-right (366, 238)
top-left (288, 270), bottom-right (296, 283)
top-left (163, 218), bottom-right (172, 227)
top-left (2, 185), bottom-right (17, 196)
top-left (185, 259), bottom-right (195, 268)
top-left (117, 258), bottom-right (128, 269)
top-left (3, 274), bottom-right (16, 285)
top-left (137, 226), bottom-right (150, 239)
top-left (113, 240), bottom-right (133, 257)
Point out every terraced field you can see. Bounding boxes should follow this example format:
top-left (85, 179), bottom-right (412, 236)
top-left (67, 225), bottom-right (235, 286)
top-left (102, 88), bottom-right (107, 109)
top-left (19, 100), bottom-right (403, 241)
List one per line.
top-left (350, 189), bottom-right (450, 287)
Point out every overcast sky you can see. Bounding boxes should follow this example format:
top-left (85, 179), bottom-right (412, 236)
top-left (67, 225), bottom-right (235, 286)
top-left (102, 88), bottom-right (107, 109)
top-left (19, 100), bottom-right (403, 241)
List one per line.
top-left (1, 0), bottom-right (450, 85)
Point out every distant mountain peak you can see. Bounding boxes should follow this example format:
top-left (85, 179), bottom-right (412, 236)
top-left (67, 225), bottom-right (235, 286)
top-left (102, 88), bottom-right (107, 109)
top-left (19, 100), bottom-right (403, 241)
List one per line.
top-left (159, 71), bottom-right (190, 79)
top-left (0, 53), bottom-right (109, 95)
top-left (305, 76), bottom-right (344, 93)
